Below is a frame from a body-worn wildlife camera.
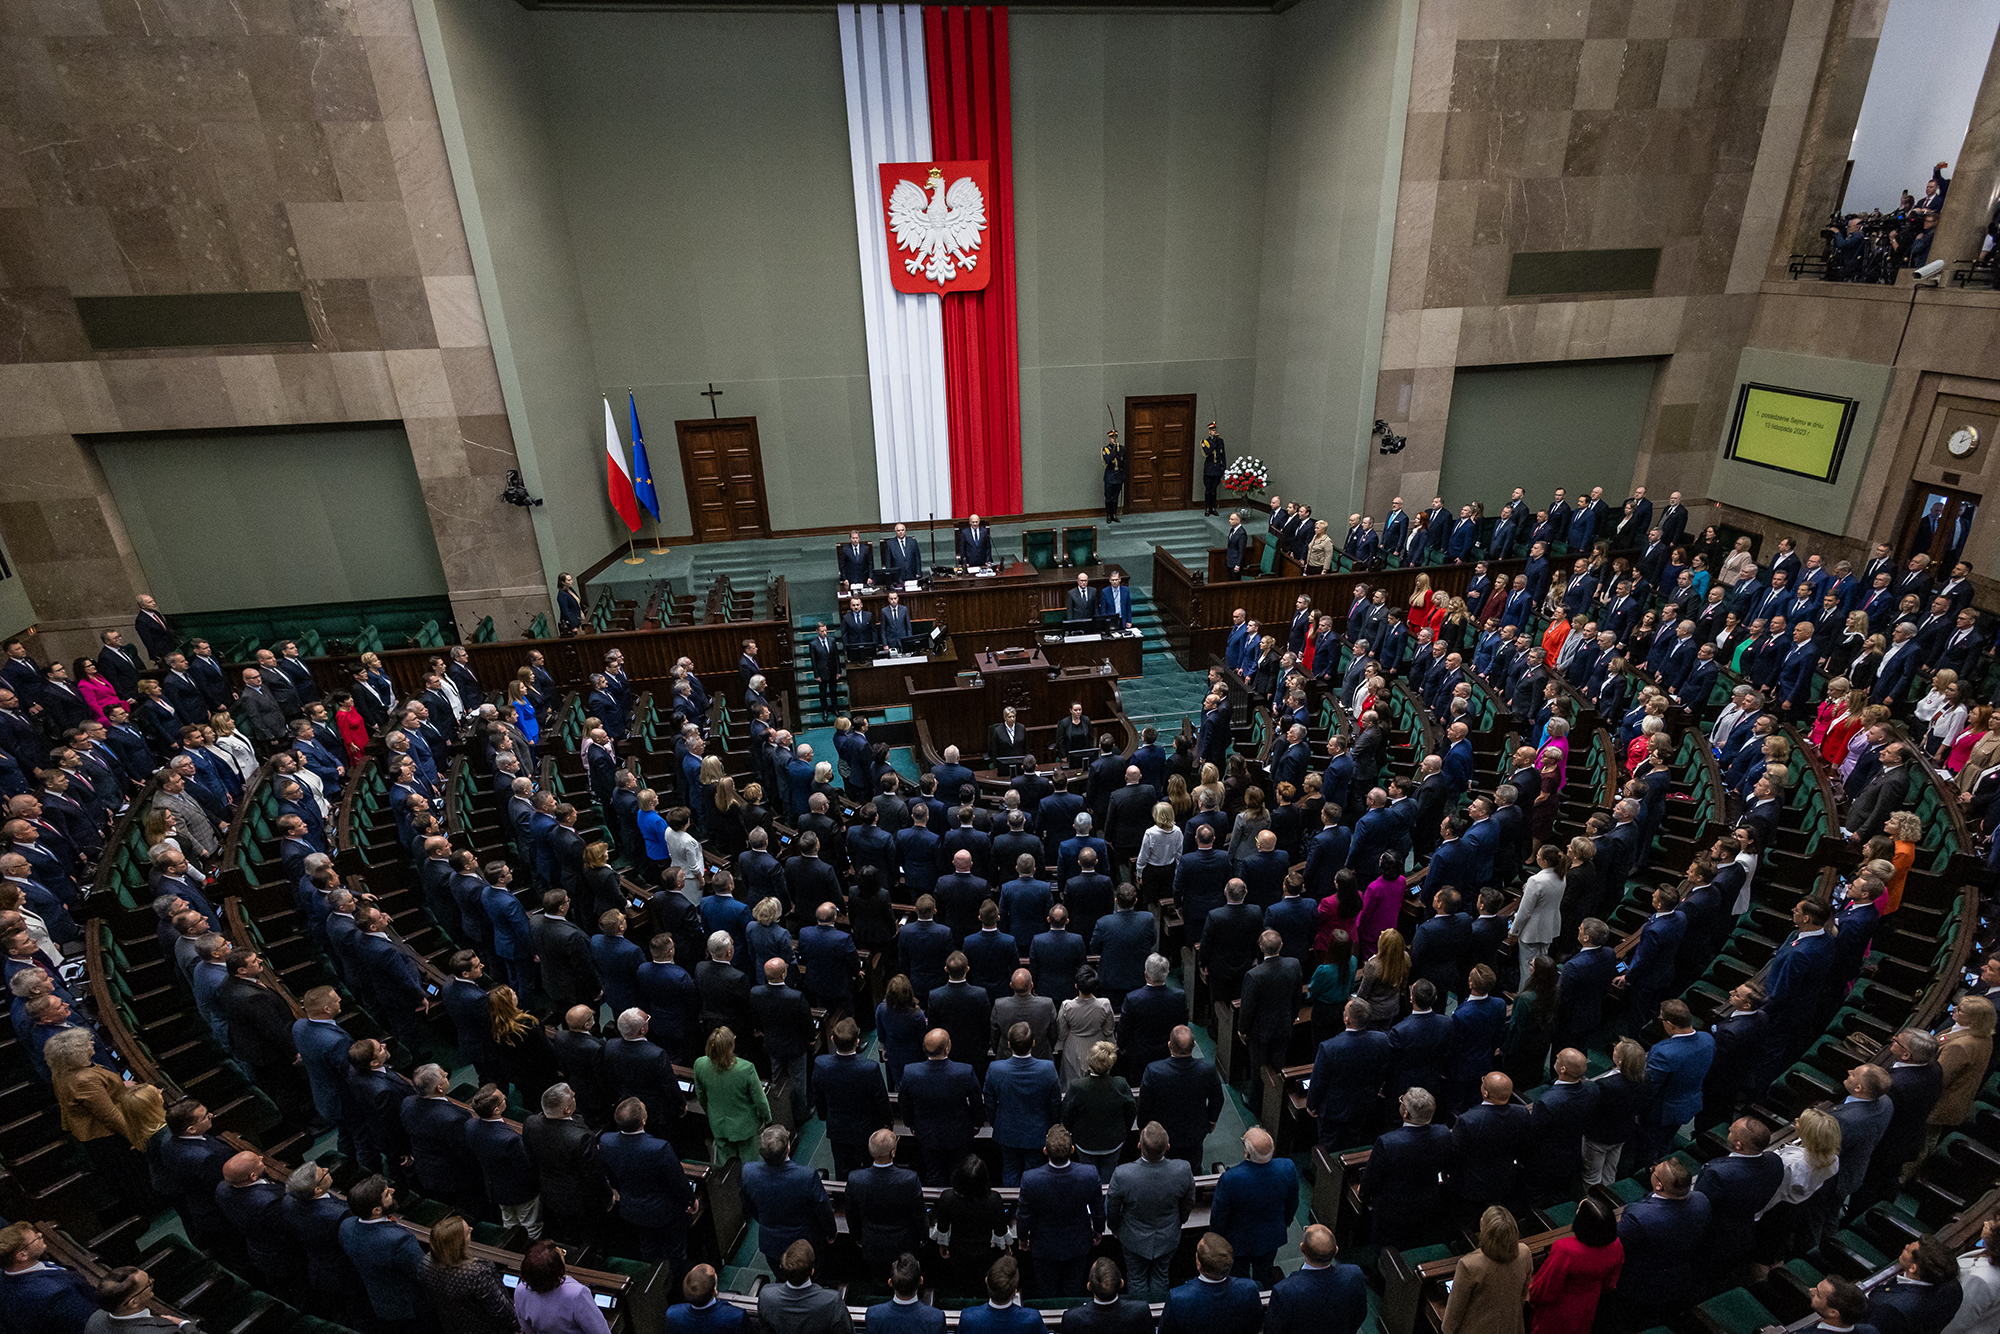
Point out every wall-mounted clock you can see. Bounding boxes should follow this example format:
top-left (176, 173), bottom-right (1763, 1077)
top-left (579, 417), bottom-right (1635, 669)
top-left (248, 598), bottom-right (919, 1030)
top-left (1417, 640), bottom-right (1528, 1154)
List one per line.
top-left (1947, 425), bottom-right (1980, 458)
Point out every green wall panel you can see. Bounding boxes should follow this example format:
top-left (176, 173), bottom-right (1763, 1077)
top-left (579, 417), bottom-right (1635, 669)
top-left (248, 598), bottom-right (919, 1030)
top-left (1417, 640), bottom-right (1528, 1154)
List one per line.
top-left (1436, 359), bottom-right (1662, 516)
top-left (94, 425), bottom-right (449, 613)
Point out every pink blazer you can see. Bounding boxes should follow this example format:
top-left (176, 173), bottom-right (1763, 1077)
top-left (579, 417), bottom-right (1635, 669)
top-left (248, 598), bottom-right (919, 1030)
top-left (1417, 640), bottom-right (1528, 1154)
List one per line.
top-left (78, 674), bottom-right (127, 724)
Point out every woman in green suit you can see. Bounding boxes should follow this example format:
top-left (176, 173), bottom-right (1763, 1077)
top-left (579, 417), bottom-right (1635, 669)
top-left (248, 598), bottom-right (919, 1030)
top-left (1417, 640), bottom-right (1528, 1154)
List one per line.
top-left (692, 1026), bottom-right (769, 1164)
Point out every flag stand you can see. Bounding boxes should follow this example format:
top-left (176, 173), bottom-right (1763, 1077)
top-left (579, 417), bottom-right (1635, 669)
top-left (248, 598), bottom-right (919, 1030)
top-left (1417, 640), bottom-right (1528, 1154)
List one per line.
top-left (650, 518), bottom-right (668, 556)
top-left (622, 535), bottom-right (644, 565)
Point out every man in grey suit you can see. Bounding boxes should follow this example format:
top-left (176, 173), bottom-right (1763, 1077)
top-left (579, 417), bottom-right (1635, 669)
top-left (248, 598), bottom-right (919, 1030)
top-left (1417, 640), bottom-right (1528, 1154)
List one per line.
top-left (991, 969), bottom-right (1057, 1060)
top-left (86, 1266), bottom-right (210, 1334)
top-left (1106, 1121), bottom-right (1195, 1301)
top-left (234, 669), bottom-right (289, 745)
top-left (756, 1240), bottom-right (853, 1334)
top-left (1809, 1064), bottom-right (1895, 1247)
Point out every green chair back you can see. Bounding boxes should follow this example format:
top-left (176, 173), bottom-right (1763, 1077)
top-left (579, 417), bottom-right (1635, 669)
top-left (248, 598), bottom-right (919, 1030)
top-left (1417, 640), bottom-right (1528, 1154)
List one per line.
top-left (1259, 539), bottom-right (1279, 575)
top-left (1063, 526), bottom-right (1098, 567)
top-left (1022, 529), bottom-right (1058, 571)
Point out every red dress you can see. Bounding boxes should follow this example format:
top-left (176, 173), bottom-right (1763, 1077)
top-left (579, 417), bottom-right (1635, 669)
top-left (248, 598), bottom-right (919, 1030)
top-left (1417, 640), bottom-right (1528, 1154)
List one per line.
top-left (335, 704), bottom-right (372, 766)
top-left (1527, 1235), bottom-right (1623, 1332)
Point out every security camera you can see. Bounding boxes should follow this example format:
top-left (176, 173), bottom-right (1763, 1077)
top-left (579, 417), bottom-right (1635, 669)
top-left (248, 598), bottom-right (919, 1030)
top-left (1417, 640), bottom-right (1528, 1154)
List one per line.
top-left (1916, 260), bottom-right (1945, 281)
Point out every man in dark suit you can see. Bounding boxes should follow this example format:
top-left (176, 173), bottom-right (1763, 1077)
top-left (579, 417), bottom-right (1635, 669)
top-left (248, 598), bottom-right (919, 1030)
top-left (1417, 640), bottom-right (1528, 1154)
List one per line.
top-left (1554, 919), bottom-right (1617, 1055)
top-left (1307, 998), bottom-right (1392, 1153)
top-left (1066, 572), bottom-right (1100, 623)
top-left (1265, 1224), bottom-right (1367, 1334)
top-left (1018, 1123), bottom-right (1106, 1297)
top-left (804, 621), bottom-right (841, 716)
top-left (1409, 888), bottom-right (1471, 1003)
top-left (1159, 1234), bottom-right (1263, 1334)
top-left (522, 1082), bottom-right (616, 1242)
top-left (811, 1016), bottom-right (891, 1179)
top-left (1361, 1087), bottom-right (1454, 1249)
top-left (1199, 880), bottom-right (1264, 1016)
top-left (336, 1175), bottom-right (430, 1332)
top-left (1063, 1257), bottom-right (1160, 1334)
top-left (1210, 1126), bottom-right (1297, 1284)
top-left (599, 1096), bottom-right (695, 1266)
top-left (440, 951), bottom-right (500, 1092)
top-left (933, 850), bottom-right (990, 944)
top-left (1449, 1072), bottom-right (1530, 1219)
top-left (532, 889), bottom-right (601, 1015)
top-left (1137, 1025), bottom-right (1225, 1169)
top-left (957, 515), bottom-right (994, 567)
top-left (603, 1008), bottom-right (683, 1139)
top-left (739, 1125), bottom-right (836, 1272)
top-left (1386, 979), bottom-right (1452, 1102)
top-left (1865, 1236), bottom-right (1966, 1334)
top-left (1522, 1048), bottom-right (1598, 1205)
top-left (897, 1028), bottom-right (986, 1185)
top-left (1224, 513), bottom-right (1249, 579)
top-left (1616, 1158), bottom-right (1712, 1315)
top-left (897, 896), bottom-right (954, 998)
top-left (846, 1129), bottom-right (926, 1282)
top-left (151, 1099), bottom-right (238, 1260)
top-left (465, 1085), bottom-right (542, 1233)
top-left (882, 522), bottom-right (924, 585)
top-left (837, 529), bottom-right (875, 587)
top-left (1237, 930), bottom-right (1301, 1086)
top-left (697, 932), bottom-right (754, 1046)
top-left (400, 1064), bottom-right (483, 1210)
top-left (1857, 1029), bottom-right (1944, 1211)
top-left (216, 951), bottom-right (307, 1116)
top-left (1116, 952), bottom-right (1182, 1078)
top-left (1693, 1117), bottom-right (1784, 1279)
top-left (1103, 767), bottom-right (1157, 881)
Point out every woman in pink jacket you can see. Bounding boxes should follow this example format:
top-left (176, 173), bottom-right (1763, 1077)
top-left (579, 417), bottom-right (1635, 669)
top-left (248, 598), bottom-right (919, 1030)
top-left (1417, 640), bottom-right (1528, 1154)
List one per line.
top-left (73, 657), bottom-right (127, 724)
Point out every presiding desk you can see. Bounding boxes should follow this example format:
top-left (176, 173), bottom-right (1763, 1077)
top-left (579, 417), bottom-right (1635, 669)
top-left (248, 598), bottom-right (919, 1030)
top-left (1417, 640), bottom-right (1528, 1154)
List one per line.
top-left (848, 559), bottom-right (1133, 637)
top-left (905, 648), bottom-right (1130, 761)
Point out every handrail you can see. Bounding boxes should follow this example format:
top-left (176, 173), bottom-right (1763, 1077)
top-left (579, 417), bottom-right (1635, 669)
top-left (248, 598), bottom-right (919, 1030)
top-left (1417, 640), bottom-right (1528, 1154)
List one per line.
top-left (83, 924), bottom-right (175, 1094)
top-left (221, 896), bottom-right (304, 1020)
top-left (92, 772), bottom-right (165, 900)
top-left (212, 758), bottom-right (277, 896)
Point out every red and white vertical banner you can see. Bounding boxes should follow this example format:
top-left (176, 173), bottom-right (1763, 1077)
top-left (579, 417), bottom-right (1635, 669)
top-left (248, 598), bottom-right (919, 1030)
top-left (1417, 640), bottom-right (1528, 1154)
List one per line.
top-left (841, 4), bottom-right (1022, 521)
top-left (839, 4), bottom-right (952, 524)
top-left (923, 5), bottom-right (1022, 518)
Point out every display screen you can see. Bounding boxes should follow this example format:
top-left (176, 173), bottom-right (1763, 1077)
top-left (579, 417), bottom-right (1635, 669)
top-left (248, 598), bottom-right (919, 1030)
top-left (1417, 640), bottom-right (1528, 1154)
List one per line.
top-left (1725, 383), bottom-right (1856, 482)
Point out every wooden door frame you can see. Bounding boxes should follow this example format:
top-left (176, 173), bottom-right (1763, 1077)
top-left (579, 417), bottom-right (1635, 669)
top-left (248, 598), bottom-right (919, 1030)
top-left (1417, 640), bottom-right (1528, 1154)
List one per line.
top-left (1123, 393), bottom-right (1197, 513)
top-left (1894, 482), bottom-right (1981, 564)
top-left (674, 415), bottom-right (773, 542)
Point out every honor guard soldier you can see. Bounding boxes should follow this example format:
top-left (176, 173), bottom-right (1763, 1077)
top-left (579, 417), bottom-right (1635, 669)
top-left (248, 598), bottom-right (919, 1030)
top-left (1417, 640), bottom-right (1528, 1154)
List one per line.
top-left (1102, 430), bottom-right (1126, 523)
top-left (1202, 423), bottom-right (1226, 515)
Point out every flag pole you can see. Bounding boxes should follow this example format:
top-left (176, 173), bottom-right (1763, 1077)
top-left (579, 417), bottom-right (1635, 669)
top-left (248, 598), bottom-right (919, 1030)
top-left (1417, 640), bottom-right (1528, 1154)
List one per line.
top-left (650, 515), bottom-right (668, 556)
top-left (623, 534), bottom-right (643, 565)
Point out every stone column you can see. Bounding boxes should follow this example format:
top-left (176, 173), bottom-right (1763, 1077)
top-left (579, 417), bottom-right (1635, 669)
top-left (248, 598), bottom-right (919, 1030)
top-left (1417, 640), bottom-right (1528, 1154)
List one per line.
top-left (1933, 29), bottom-right (2000, 268)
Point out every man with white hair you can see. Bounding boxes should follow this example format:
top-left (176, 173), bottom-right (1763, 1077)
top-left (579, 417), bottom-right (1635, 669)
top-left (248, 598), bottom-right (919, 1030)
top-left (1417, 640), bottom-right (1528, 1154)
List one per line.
top-left (932, 745), bottom-right (975, 800)
top-left (401, 1063), bottom-right (481, 1210)
top-left (604, 1006), bottom-right (681, 1133)
top-left (1211, 1126), bottom-right (1298, 1284)
top-left (522, 1082), bottom-right (615, 1243)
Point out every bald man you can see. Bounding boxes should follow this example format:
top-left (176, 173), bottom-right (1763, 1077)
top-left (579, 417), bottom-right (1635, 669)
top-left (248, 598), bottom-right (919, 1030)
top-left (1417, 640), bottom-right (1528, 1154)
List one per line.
top-left (214, 1150), bottom-right (295, 1290)
top-left (844, 1128), bottom-right (924, 1282)
top-left (1209, 1127), bottom-right (1298, 1285)
top-left (1265, 1225), bottom-right (1367, 1334)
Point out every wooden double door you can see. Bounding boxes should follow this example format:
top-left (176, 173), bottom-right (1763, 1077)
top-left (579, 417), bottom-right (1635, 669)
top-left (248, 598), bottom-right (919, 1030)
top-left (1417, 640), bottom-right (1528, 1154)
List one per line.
top-left (1122, 393), bottom-right (1195, 511)
top-left (676, 416), bottom-right (771, 542)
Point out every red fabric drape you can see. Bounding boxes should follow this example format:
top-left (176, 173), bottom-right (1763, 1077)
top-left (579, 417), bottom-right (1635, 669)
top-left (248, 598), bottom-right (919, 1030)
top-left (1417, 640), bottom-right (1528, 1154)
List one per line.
top-left (924, 5), bottom-right (1022, 518)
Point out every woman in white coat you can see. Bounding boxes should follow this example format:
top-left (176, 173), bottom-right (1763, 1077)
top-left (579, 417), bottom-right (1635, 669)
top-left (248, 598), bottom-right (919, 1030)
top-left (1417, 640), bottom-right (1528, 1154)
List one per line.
top-left (1511, 842), bottom-right (1566, 967)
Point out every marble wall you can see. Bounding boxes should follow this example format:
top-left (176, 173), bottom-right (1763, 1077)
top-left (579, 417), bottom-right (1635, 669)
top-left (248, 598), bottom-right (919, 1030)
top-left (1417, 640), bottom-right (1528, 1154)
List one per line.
top-left (0, 0), bottom-right (549, 660)
top-left (1371, 0), bottom-right (1849, 516)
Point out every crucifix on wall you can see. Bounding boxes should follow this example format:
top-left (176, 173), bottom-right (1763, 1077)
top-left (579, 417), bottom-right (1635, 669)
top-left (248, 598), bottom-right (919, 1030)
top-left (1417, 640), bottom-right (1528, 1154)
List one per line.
top-left (700, 383), bottom-right (724, 417)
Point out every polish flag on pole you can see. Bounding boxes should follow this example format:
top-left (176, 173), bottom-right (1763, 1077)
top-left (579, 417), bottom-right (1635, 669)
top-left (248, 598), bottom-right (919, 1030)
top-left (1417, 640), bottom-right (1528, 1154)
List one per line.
top-left (603, 395), bottom-right (641, 531)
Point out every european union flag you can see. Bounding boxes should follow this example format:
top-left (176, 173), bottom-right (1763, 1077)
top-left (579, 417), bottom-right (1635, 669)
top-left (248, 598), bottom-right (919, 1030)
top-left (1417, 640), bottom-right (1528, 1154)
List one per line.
top-left (628, 392), bottom-right (659, 520)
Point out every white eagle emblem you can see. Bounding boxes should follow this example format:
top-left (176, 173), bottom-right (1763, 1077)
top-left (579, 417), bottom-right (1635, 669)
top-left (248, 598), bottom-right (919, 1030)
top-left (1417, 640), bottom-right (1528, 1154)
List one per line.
top-left (887, 166), bottom-right (987, 286)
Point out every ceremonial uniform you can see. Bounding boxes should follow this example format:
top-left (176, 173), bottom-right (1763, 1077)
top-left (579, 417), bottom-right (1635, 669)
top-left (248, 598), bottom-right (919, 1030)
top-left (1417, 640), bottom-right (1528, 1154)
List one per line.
top-left (1201, 430), bottom-right (1226, 514)
top-left (1103, 434), bottom-right (1126, 523)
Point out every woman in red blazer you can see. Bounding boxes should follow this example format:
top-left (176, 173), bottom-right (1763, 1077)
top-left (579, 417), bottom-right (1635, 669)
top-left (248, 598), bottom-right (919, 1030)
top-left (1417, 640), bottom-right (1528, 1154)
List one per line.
top-left (331, 690), bottom-right (372, 766)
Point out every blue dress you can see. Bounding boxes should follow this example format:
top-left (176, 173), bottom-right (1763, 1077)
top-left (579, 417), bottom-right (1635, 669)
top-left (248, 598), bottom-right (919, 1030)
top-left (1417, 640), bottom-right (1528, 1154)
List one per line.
top-left (514, 698), bottom-right (540, 744)
top-left (874, 1002), bottom-right (929, 1090)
